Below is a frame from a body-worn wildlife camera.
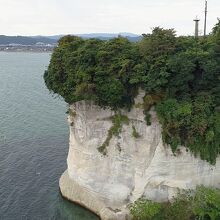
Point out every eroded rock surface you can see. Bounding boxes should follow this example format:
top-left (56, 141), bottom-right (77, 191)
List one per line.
top-left (60, 92), bottom-right (220, 220)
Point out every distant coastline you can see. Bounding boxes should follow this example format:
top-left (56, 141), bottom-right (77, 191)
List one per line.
top-left (0, 33), bottom-right (141, 53)
top-left (0, 45), bottom-right (54, 52)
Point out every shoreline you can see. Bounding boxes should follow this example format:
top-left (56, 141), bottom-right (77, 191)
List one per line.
top-left (59, 188), bottom-right (101, 220)
top-left (0, 51), bottom-right (53, 53)
top-left (59, 170), bottom-right (129, 220)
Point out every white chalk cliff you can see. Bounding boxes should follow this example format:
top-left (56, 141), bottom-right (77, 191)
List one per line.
top-left (59, 91), bottom-right (220, 220)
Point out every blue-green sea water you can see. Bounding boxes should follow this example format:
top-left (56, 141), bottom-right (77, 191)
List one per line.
top-left (0, 52), bottom-right (99, 220)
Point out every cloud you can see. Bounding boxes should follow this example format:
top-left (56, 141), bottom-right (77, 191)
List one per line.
top-left (0, 0), bottom-right (219, 35)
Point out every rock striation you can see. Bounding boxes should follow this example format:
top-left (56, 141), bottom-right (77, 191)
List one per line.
top-left (59, 92), bottom-right (220, 220)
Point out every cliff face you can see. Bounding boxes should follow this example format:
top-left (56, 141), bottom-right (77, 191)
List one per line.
top-left (59, 92), bottom-right (220, 220)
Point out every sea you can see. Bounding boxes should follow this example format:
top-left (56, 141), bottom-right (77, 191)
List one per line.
top-left (0, 52), bottom-right (99, 220)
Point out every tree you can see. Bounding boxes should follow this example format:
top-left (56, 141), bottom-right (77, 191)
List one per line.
top-left (139, 27), bottom-right (176, 59)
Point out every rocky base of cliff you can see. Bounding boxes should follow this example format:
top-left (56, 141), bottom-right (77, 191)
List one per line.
top-left (60, 170), bottom-right (130, 220)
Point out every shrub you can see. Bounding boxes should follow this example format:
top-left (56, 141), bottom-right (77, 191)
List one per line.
top-left (162, 190), bottom-right (194, 220)
top-left (192, 186), bottom-right (220, 220)
top-left (98, 114), bottom-right (129, 155)
top-left (130, 186), bottom-right (220, 220)
top-left (132, 125), bottom-right (141, 138)
top-left (129, 198), bottom-right (162, 220)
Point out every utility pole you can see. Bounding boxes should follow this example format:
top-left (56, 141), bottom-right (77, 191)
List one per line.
top-left (194, 17), bottom-right (200, 38)
top-left (204, 0), bottom-right (208, 36)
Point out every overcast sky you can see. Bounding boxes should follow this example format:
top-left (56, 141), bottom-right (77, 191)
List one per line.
top-left (0, 0), bottom-right (219, 36)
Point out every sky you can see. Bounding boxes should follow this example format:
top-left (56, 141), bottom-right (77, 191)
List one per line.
top-left (0, 0), bottom-right (219, 36)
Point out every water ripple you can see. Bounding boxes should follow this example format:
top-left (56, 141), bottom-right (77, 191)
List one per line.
top-left (0, 52), bottom-right (99, 220)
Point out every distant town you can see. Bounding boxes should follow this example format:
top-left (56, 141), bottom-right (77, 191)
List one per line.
top-left (0, 44), bottom-right (55, 52)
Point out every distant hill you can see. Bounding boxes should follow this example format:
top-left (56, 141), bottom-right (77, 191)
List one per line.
top-left (45, 33), bottom-right (142, 42)
top-left (0, 35), bottom-right (57, 45)
top-left (77, 33), bottom-right (142, 42)
top-left (77, 32), bottom-right (140, 38)
top-left (0, 33), bottom-right (142, 45)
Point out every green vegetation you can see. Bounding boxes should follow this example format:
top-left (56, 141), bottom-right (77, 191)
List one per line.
top-left (142, 94), bottom-right (163, 125)
top-left (44, 21), bottom-right (220, 164)
top-left (44, 36), bottom-right (139, 109)
top-left (132, 125), bottom-right (141, 138)
top-left (66, 108), bottom-right (76, 117)
top-left (156, 96), bottom-right (220, 164)
top-left (130, 199), bottom-right (162, 220)
top-left (129, 186), bottom-right (220, 220)
top-left (192, 186), bottom-right (220, 220)
top-left (98, 114), bottom-right (129, 155)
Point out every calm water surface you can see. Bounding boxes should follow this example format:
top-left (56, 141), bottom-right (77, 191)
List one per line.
top-left (0, 52), bottom-right (99, 220)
